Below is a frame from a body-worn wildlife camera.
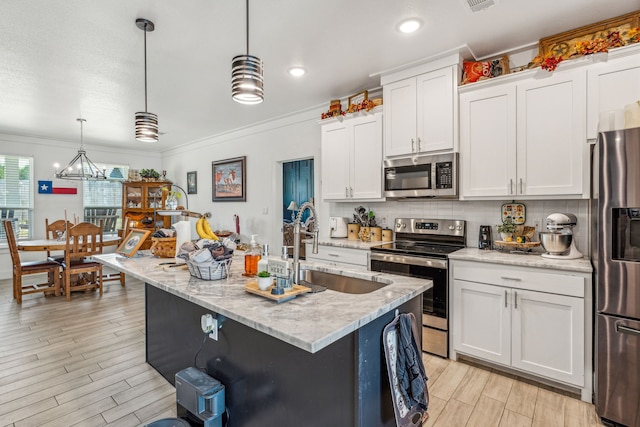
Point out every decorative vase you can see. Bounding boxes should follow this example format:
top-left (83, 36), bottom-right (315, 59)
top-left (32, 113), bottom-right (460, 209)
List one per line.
top-left (166, 195), bottom-right (178, 210)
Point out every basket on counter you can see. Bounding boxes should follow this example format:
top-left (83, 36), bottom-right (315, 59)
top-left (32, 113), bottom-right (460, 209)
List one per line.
top-left (186, 259), bottom-right (232, 280)
top-left (149, 237), bottom-right (177, 258)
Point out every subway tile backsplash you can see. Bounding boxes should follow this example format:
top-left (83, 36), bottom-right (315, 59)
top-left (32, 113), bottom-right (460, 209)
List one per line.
top-left (330, 199), bottom-right (591, 256)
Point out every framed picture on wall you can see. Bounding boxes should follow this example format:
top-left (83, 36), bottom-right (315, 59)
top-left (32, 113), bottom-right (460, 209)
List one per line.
top-left (212, 156), bottom-right (246, 202)
top-left (187, 171), bottom-right (197, 194)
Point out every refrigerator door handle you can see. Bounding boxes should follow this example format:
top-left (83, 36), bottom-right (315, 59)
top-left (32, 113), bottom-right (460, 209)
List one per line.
top-left (616, 324), bottom-right (640, 336)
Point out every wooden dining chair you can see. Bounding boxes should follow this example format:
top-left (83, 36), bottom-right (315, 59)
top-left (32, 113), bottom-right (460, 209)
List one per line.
top-left (3, 220), bottom-right (61, 304)
top-left (61, 221), bottom-right (104, 301)
top-left (98, 217), bottom-right (130, 288)
top-left (45, 218), bottom-right (73, 260)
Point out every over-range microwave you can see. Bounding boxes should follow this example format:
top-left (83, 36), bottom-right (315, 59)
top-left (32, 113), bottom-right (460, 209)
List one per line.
top-left (384, 153), bottom-right (458, 199)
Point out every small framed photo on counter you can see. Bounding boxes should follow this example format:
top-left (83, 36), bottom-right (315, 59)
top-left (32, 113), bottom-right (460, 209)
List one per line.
top-left (117, 228), bottom-right (151, 257)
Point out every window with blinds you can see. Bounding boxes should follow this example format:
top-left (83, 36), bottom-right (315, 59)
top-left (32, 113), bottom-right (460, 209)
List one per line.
top-left (83, 165), bottom-right (128, 235)
top-left (0, 155), bottom-right (34, 242)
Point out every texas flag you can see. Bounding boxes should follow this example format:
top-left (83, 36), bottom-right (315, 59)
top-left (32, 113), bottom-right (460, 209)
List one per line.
top-left (38, 180), bottom-right (78, 195)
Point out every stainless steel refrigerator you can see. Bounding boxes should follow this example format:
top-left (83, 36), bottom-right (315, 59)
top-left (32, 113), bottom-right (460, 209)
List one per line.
top-left (593, 128), bottom-right (640, 427)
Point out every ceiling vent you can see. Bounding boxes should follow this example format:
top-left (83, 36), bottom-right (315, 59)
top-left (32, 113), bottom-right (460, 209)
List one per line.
top-left (462, 0), bottom-right (498, 13)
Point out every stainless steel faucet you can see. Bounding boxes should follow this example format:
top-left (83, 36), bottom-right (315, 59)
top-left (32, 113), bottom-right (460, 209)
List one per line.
top-left (292, 201), bottom-right (318, 285)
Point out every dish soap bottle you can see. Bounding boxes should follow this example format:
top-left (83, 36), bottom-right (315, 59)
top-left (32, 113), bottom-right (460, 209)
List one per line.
top-left (244, 234), bottom-right (261, 276)
top-left (257, 243), bottom-right (269, 274)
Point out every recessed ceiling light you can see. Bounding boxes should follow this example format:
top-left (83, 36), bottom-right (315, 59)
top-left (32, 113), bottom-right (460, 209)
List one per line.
top-left (288, 67), bottom-right (306, 77)
top-left (397, 18), bottom-right (422, 34)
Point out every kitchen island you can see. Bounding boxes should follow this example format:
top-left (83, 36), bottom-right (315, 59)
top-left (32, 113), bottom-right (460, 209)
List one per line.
top-left (93, 252), bottom-right (430, 427)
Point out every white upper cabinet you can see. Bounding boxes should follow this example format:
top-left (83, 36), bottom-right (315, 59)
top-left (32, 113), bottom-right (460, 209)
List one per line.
top-left (320, 111), bottom-right (384, 201)
top-left (417, 67), bottom-right (455, 153)
top-left (587, 47), bottom-right (640, 140)
top-left (460, 84), bottom-right (516, 197)
top-left (383, 78), bottom-right (417, 157)
top-left (460, 68), bottom-right (588, 199)
top-left (516, 71), bottom-right (587, 197)
top-left (382, 56), bottom-right (460, 157)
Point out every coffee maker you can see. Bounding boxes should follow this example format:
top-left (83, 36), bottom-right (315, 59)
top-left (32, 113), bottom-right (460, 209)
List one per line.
top-left (478, 225), bottom-right (492, 249)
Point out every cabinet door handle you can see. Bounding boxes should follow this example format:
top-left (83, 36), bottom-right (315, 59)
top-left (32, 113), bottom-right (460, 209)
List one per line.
top-left (350, 187), bottom-right (353, 197)
top-left (505, 290), bottom-right (508, 308)
top-left (519, 178), bottom-right (523, 194)
top-left (500, 276), bottom-right (522, 281)
top-left (411, 138), bottom-right (415, 152)
top-left (417, 137), bottom-right (421, 152)
top-left (514, 291), bottom-right (518, 309)
top-left (509, 179), bottom-right (513, 195)
top-left (345, 187), bottom-right (349, 198)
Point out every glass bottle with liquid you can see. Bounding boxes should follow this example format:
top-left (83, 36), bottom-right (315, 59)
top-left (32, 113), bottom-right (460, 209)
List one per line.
top-left (244, 234), bottom-right (261, 276)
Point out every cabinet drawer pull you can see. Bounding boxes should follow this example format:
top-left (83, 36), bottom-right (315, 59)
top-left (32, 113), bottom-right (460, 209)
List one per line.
top-left (514, 291), bottom-right (518, 309)
top-left (504, 290), bottom-right (508, 308)
top-left (328, 253), bottom-right (340, 257)
top-left (500, 276), bottom-right (522, 281)
top-left (617, 324), bottom-right (640, 336)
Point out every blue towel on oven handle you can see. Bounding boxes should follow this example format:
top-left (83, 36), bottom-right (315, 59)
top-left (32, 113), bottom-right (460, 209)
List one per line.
top-left (396, 312), bottom-right (429, 412)
top-left (383, 312), bottom-right (429, 427)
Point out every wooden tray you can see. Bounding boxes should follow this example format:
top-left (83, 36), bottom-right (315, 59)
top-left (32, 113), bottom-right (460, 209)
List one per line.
top-left (494, 240), bottom-right (541, 249)
top-left (244, 281), bottom-right (311, 303)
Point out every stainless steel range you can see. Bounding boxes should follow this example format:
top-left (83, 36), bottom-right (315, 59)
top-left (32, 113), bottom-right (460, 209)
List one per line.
top-left (369, 218), bottom-right (466, 357)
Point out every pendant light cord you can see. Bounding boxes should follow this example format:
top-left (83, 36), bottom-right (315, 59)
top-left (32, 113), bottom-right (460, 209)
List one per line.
top-left (78, 118), bottom-right (86, 150)
top-left (245, 0), bottom-right (249, 55)
top-left (143, 22), bottom-right (148, 113)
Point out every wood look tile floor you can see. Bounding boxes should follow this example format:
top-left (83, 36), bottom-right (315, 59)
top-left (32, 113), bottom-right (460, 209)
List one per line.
top-left (0, 275), bottom-right (604, 427)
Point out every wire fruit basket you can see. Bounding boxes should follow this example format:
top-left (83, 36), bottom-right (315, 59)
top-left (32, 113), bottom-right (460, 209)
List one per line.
top-left (186, 259), bottom-right (232, 280)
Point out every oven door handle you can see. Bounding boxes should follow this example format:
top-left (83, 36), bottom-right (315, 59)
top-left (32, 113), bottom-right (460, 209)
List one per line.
top-left (370, 252), bottom-right (448, 269)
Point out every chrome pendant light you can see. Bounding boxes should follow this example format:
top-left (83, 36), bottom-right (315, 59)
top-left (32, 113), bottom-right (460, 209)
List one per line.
top-left (231, 0), bottom-right (264, 104)
top-left (55, 118), bottom-right (106, 181)
top-left (135, 18), bottom-right (158, 142)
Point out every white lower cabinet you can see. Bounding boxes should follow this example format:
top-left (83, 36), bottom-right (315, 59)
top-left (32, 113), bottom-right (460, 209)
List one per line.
top-left (451, 260), bottom-right (592, 401)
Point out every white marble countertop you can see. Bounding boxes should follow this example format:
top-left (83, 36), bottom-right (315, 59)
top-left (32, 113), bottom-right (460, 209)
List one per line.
top-left (449, 248), bottom-right (593, 273)
top-left (92, 252), bottom-right (430, 353)
top-left (315, 238), bottom-right (390, 250)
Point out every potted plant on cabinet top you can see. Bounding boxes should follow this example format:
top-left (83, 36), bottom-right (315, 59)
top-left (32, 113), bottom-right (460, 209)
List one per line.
top-left (140, 168), bottom-right (161, 181)
top-left (497, 219), bottom-right (517, 242)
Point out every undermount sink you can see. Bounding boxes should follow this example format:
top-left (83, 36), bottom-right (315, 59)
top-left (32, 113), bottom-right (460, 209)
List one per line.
top-left (298, 270), bottom-right (388, 294)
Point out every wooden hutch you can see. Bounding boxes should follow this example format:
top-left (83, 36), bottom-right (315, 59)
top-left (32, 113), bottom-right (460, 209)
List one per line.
top-left (122, 180), bottom-right (172, 248)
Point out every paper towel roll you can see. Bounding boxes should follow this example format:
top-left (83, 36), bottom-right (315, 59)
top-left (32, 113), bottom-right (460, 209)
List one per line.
top-left (173, 220), bottom-right (192, 259)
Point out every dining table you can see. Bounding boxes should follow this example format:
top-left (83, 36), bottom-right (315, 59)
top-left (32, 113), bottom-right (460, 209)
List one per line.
top-left (17, 235), bottom-right (121, 252)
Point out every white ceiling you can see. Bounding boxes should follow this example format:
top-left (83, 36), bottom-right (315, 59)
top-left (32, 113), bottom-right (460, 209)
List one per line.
top-left (1, 0), bottom-right (638, 152)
